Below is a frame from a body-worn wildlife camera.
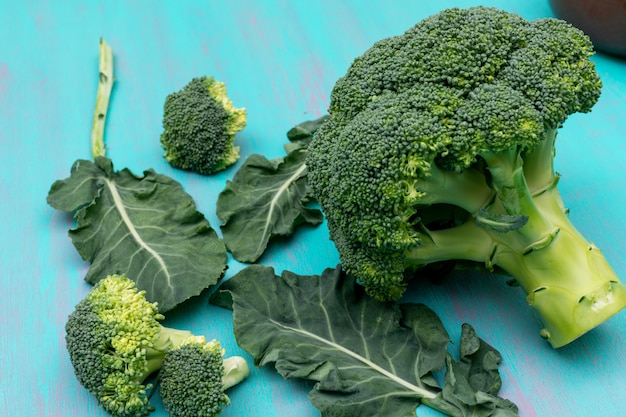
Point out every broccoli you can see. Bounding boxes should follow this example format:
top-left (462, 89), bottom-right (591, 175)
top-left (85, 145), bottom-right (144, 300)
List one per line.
top-left (159, 339), bottom-right (250, 417)
top-left (65, 274), bottom-right (249, 416)
top-left (306, 6), bottom-right (626, 347)
top-left (160, 76), bottom-right (247, 175)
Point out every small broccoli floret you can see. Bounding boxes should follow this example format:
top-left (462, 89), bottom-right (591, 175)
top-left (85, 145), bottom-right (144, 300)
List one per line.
top-left (159, 340), bottom-right (250, 417)
top-left (307, 6), bottom-right (626, 347)
top-left (65, 274), bottom-right (242, 416)
top-left (160, 76), bottom-right (247, 175)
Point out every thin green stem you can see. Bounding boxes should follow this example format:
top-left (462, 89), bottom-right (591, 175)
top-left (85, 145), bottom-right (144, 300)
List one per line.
top-left (404, 220), bottom-right (495, 269)
top-left (523, 128), bottom-right (558, 195)
top-left (139, 326), bottom-right (201, 382)
top-left (415, 163), bottom-right (494, 214)
top-left (481, 147), bottom-right (554, 248)
top-left (91, 38), bottom-right (114, 159)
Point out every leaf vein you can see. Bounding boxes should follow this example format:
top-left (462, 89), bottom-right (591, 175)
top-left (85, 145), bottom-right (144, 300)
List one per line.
top-left (255, 163), bottom-right (307, 256)
top-left (268, 318), bottom-right (437, 399)
top-left (103, 178), bottom-right (171, 287)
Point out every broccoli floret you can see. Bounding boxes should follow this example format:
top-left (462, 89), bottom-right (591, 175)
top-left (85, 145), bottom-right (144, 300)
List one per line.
top-left (159, 340), bottom-right (249, 417)
top-left (160, 76), bottom-right (247, 174)
top-left (306, 6), bottom-right (626, 347)
top-left (65, 274), bottom-right (249, 416)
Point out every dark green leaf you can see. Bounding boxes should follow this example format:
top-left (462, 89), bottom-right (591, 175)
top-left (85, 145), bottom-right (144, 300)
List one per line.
top-left (284, 115), bottom-right (330, 153)
top-left (211, 265), bottom-right (518, 417)
top-left (47, 158), bottom-right (106, 212)
top-left (216, 150), bottom-right (323, 263)
top-left (459, 323), bottom-right (504, 396)
top-left (423, 324), bottom-right (518, 417)
top-left (47, 156), bottom-right (227, 312)
top-left (399, 304), bottom-right (451, 379)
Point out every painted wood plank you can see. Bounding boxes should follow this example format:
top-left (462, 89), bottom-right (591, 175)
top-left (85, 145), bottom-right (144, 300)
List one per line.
top-left (0, 1), bottom-right (624, 416)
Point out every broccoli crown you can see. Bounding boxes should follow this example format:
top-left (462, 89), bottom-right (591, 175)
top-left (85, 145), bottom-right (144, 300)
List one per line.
top-left (65, 274), bottom-right (204, 416)
top-left (160, 76), bottom-right (247, 175)
top-left (306, 7), bottom-right (602, 301)
top-left (65, 274), bottom-right (164, 416)
top-left (159, 340), bottom-right (234, 417)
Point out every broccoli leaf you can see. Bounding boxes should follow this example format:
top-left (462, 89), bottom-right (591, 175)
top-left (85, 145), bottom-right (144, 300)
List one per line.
top-left (424, 324), bottom-right (519, 417)
top-left (216, 149), bottom-right (322, 263)
top-left (210, 265), bottom-right (518, 417)
top-left (216, 116), bottom-right (328, 262)
top-left (284, 114), bottom-right (330, 153)
top-left (47, 156), bottom-right (227, 312)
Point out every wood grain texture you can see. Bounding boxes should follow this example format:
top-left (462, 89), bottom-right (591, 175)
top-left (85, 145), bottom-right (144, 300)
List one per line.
top-left (0, 1), bottom-right (624, 416)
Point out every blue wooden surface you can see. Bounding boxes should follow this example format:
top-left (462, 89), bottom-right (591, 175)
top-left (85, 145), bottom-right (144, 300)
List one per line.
top-left (1, 1), bottom-right (625, 416)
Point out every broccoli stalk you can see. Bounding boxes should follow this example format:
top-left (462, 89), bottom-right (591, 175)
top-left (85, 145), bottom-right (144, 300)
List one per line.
top-left (222, 355), bottom-right (250, 390)
top-left (306, 7), bottom-right (626, 347)
top-left (65, 274), bottom-right (249, 417)
top-left (91, 38), bottom-right (114, 159)
top-left (404, 127), bottom-right (626, 347)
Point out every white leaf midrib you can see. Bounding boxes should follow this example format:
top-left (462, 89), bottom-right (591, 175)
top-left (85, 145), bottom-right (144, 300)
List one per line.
top-left (269, 318), bottom-right (437, 400)
top-left (256, 163), bottom-right (307, 253)
top-left (103, 177), bottom-right (170, 284)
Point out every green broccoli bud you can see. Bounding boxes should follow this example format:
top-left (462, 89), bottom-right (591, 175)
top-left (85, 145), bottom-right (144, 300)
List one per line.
top-left (64, 274), bottom-right (236, 416)
top-left (159, 340), bottom-right (250, 417)
top-left (160, 76), bottom-right (247, 175)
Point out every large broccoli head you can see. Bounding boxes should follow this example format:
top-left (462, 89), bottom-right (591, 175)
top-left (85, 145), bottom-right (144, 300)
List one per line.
top-left (307, 7), bottom-right (625, 347)
top-left (160, 76), bottom-right (247, 175)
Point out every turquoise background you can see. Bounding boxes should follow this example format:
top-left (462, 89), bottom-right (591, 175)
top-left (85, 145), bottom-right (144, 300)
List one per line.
top-left (1, 1), bottom-right (625, 416)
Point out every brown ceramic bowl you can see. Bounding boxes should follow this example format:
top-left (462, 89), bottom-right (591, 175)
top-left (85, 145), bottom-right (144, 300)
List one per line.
top-left (549, 0), bottom-right (626, 57)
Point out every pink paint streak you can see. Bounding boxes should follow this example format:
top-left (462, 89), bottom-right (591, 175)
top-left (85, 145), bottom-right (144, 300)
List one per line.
top-left (298, 58), bottom-right (329, 115)
top-left (500, 366), bottom-right (539, 417)
top-left (0, 62), bottom-right (11, 125)
top-left (0, 61), bottom-right (9, 92)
